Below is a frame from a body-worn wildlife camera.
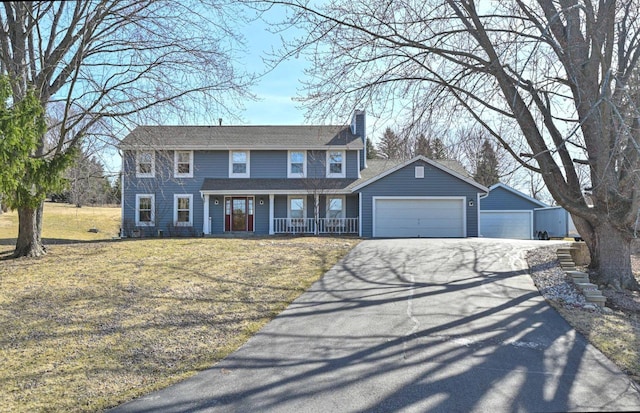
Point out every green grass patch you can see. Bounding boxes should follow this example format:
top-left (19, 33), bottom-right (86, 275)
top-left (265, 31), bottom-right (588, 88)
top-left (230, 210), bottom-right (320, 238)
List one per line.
top-left (0, 207), bottom-right (359, 412)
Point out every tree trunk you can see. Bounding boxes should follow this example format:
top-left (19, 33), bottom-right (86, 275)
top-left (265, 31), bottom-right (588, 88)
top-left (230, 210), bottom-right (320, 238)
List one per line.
top-left (588, 221), bottom-right (639, 291)
top-left (13, 202), bottom-right (46, 258)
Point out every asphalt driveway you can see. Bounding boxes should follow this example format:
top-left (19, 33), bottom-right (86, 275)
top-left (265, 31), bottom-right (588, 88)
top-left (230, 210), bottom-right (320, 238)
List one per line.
top-left (113, 238), bottom-right (640, 412)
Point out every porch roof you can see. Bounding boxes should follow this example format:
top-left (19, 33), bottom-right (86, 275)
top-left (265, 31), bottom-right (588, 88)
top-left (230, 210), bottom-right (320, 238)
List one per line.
top-left (200, 178), bottom-right (358, 194)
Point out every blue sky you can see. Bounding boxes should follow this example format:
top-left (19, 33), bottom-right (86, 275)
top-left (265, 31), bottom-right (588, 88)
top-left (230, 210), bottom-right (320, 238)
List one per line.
top-left (238, 18), bottom-right (308, 126)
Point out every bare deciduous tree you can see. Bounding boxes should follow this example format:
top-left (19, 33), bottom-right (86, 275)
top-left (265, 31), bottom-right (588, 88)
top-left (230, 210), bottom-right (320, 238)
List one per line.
top-left (261, 0), bottom-right (640, 290)
top-left (1, 0), bottom-right (253, 257)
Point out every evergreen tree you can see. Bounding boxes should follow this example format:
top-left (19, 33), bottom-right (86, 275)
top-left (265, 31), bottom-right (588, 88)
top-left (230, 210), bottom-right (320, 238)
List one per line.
top-left (378, 127), bottom-right (405, 159)
top-left (431, 138), bottom-right (448, 160)
top-left (473, 139), bottom-right (500, 187)
top-left (0, 76), bottom-right (74, 256)
top-left (414, 134), bottom-right (433, 158)
top-left (366, 138), bottom-right (378, 159)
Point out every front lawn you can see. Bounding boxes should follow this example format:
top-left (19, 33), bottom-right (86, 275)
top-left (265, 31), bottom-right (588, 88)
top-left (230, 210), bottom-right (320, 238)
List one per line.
top-left (0, 236), bottom-right (359, 412)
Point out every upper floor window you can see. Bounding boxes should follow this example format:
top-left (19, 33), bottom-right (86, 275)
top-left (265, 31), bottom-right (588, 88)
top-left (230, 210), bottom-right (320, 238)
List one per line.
top-left (229, 150), bottom-right (250, 178)
top-left (288, 150), bottom-right (307, 178)
top-left (174, 150), bottom-right (193, 178)
top-left (327, 150), bottom-right (346, 178)
top-left (174, 194), bottom-right (193, 226)
top-left (135, 194), bottom-right (155, 226)
top-left (136, 150), bottom-right (155, 178)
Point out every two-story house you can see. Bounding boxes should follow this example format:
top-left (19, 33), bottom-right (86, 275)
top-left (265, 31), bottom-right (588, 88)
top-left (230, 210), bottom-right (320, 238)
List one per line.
top-left (120, 111), bottom-right (490, 238)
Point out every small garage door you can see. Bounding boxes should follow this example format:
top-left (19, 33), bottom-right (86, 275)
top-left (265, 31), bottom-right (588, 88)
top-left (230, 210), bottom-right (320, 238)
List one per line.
top-left (480, 210), bottom-right (532, 239)
top-left (373, 198), bottom-right (465, 238)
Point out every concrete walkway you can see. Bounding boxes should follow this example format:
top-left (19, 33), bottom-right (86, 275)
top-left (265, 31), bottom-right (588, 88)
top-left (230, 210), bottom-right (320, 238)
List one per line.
top-left (112, 238), bottom-right (640, 412)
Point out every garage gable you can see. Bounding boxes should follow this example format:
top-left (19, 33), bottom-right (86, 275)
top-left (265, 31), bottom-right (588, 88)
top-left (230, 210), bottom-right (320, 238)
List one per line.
top-left (352, 156), bottom-right (488, 193)
top-left (355, 157), bottom-right (488, 238)
top-left (481, 183), bottom-right (547, 210)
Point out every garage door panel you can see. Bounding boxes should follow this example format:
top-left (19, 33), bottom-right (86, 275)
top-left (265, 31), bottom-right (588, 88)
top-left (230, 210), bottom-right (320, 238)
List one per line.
top-left (480, 211), bottom-right (532, 239)
top-left (374, 198), bottom-right (465, 238)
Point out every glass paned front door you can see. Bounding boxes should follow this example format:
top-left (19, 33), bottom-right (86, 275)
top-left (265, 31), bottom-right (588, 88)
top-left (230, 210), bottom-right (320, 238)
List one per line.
top-left (232, 198), bottom-right (247, 231)
top-left (224, 197), bottom-right (255, 232)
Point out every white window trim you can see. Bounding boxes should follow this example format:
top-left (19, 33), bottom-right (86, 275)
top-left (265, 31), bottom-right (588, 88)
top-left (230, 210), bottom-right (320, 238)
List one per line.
top-left (173, 194), bottom-right (193, 227)
top-left (136, 150), bottom-right (155, 178)
top-left (287, 195), bottom-right (306, 219)
top-left (288, 150), bottom-right (307, 178)
top-left (174, 150), bottom-right (194, 178)
top-left (326, 195), bottom-right (345, 219)
top-left (229, 150), bottom-right (250, 178)
top-left (415, 166), bottom-right (425, 178)
top-left (326, 150), bottom-right (346, 178)
top-left (135, 194), bottom-right (155, 226)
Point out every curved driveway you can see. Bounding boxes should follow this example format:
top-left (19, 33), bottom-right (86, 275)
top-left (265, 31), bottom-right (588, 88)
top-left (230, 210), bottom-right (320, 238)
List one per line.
top-left (113, 238), bottom-right (640, 412)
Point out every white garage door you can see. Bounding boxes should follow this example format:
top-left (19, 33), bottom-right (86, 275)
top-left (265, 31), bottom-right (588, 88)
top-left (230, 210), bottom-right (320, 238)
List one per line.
top-left (373, 198), bottom-right (465, 238)
top-left (480, 210), bottom-right (532, 239)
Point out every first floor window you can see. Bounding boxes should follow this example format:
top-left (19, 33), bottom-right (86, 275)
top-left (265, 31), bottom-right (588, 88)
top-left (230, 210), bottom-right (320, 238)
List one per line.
top-left (174, 194), bottom-right (193, 226)
top-left (327, 197), bottom-right (344, 219)
top-left (289, 197), bottom-right (305, 219)
top-left (136, 194), bottom-right (155, 226)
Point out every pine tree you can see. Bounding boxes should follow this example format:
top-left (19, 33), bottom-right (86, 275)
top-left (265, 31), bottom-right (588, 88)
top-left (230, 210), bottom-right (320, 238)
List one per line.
top-left (366, 138), bottom-right (378, 159)
top-left (431, 138), bottom-right (448, 159)
top-left (414, 134), bottom-right (433, 158)
top-left (378, 127), bottom-right (405, 159)
top-left (473, 139), bottom-right (500, 187)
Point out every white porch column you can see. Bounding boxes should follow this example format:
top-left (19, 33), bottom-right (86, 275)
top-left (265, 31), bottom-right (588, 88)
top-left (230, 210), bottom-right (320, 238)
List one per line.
top-left (358, 192), bottom-right (362, 237)
top-left (203, 194), bottom-right (210, 235)
top-left (314, 193), bottom-right (320, 235)
top-left (269, 194), bottom-right (275, 235)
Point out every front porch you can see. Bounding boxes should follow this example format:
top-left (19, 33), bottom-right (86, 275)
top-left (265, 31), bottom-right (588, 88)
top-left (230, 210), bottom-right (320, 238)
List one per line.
top-left (202, 192), bottom-right (359, 236)
top-left (272, 217), bottom-right (358, 234)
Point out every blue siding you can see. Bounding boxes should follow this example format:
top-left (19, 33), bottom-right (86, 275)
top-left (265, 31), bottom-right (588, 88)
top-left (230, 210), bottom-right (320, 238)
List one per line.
top-left (254, 198), bottom-right (270, 234)
top-left (357, 160), bottom-right (484, 238)
top-left (481, 186), bottom-right (545, 210)
top-left (210, 198), bottom-right (224, 234)
top-left (346, 151), bottom-right (359, 178)
top-left (274, 195), bottom-right (287, 218)
top-left (122, 150), bottom-right (206, 237)
top-left (307, 151), bottom-right (325, 179)
top-left (194, 151), bottom-right (228, 178)
top-left (346, 195), bottom-right (358, 218)
top-left (252, 151), bottom-right (287, 178)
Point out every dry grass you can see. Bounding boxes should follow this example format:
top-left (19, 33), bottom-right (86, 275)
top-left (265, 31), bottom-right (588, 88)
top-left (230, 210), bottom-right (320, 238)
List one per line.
top-left (554, 306), bottom-right (640, 384)
top-left (528, 248), bottom-right (640, 386)
top-left (0, 202), bottom-right (121, 246)
top-left (0, 207), bottom-right (359, 412)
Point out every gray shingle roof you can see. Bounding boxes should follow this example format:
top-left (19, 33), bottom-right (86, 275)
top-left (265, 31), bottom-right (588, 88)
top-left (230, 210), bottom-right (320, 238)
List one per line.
top-left (201, 178), bottom-right (358, 193)
top-left (120, 125), bottom-right (364, 150)
top-left (200, 158), bottom-right (475, 193)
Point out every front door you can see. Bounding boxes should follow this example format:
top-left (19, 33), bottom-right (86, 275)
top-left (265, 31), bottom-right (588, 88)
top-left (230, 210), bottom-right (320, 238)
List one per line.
top-left (232, 198), bottom-right (247, 231)
top-left (225, 197), bottom-right (254, 232)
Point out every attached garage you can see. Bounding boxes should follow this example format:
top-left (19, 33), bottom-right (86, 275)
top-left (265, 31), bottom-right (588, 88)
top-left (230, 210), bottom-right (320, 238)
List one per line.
top-left (373, 197), bottom-right (466, 238)
top-left (479, 183), bottom-right (548, 240)
top-left (480, 210), bottom-right (533, 239)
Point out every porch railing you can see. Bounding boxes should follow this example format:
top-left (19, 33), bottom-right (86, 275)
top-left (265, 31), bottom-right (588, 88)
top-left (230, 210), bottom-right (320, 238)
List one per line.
top-left (273, 218), bottom-right (358, 234)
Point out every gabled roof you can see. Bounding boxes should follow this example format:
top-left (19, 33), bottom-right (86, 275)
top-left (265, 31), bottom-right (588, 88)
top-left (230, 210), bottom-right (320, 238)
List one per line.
top-left (351, 156), bottom-right (489, 192)
top-left (119, 125), bottom-right (364, 151)
top-left (488, 183), bottom-right (548, 207)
